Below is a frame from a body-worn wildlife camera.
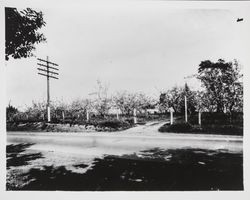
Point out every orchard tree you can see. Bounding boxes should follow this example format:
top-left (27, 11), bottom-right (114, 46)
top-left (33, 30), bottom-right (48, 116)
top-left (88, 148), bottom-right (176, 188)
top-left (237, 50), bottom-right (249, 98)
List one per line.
top-left (69, 98), bottom-right (93, 119)
top-left (197, 59), bottom-right (243, 113)
top-left (5, 7), bottom-right (46, 60)
top-left (24, 100), bottom-right (46, 120)
top-left (92, 80), bottom-right (111, 117)
top-left (52, 100), bottom-right (69, 117)
top-left (113, 91), bottom-right (155, 115)
top-left (112, 91), bottom-right (131, 115)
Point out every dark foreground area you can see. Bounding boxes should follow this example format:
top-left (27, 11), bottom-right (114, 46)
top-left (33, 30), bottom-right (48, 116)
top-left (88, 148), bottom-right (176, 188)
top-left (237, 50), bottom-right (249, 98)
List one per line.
top-left (6, 143), bottom-right (243, 191)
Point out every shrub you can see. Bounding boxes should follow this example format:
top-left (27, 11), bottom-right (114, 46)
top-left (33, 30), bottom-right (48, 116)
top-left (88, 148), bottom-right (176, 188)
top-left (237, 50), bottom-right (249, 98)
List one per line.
top-left (98, 119), bottom-right (130, 129)
top-left (158, 122), bottom-right (243, 135)
top-left (159, 122), bottom-right (193, 133)
top-left (198, 125), bottom-right (243, 135)
top-left (124, 118), bottom-right (135, 125)
top-left (188, 112), bottom-right (243, 126)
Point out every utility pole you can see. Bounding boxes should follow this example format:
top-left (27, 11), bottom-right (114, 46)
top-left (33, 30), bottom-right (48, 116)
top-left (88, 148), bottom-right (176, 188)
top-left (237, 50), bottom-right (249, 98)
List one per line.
top-left (183, 75), bottom-right (196, 123)
top-left (37, 57), bottom-right (59, 122)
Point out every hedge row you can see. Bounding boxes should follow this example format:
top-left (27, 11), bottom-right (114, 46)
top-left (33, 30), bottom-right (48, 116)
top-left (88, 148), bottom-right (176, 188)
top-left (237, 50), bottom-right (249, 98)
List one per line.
top-left (158, 122), bottom-right (243, 136)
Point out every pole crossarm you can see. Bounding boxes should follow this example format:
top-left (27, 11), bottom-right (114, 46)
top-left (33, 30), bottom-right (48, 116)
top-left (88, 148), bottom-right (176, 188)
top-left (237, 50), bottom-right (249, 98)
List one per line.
top-left (37, 68), bottom-right (59, 75)
top-left (38, 72), bottom-right (59, 80)
top-left (37, 58), bottom-right (59, 66)
top-left (37, 63), bottom-right (59, 71)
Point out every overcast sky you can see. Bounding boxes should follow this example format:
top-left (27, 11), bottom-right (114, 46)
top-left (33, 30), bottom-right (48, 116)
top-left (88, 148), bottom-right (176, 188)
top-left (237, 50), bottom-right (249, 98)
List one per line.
top-left (5, 1), bottom-right (250, 110)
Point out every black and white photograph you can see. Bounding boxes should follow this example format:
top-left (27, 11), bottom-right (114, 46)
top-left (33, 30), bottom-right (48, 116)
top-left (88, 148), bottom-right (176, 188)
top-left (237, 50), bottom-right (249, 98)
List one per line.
top-left (1, 0), bottom-right (250, 197)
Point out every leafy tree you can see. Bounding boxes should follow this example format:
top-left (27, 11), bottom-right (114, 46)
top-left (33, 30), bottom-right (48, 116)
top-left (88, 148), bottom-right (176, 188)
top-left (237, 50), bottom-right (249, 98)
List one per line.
top-left (159, 86), bottom-right (182, 113)
top-left (159, 85), bottom-right (197, 114)
top-left (197, 59), bottom-right (243, 113)
top-left (193, 90), bottom-right (213, 112)
top-left (6, 103), bottom-right (18, 121)
top-left (159, 93), bottom-right (168, 113)
top-left (180, 83), bottom-right (196, 114)
top-left (5, 7), bottom-right (46, 60)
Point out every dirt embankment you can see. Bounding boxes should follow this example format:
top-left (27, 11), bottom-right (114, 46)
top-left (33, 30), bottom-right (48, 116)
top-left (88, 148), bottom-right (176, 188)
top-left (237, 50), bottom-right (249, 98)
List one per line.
top-left (7, 122), bottom-right (93, 132)
top-left (6, 121), bottom-right (132, 132)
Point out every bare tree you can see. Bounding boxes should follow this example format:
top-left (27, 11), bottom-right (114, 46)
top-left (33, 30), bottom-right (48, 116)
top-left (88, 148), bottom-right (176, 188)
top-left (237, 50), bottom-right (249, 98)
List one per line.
top-left (91, 80), bottom-right (112, 117)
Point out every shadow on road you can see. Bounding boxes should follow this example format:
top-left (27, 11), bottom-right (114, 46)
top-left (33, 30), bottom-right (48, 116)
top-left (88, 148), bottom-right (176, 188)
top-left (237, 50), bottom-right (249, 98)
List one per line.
top-left (6, 143), bottom-right (44, 169)
top-left (7, 147), bottom-right (243, 191)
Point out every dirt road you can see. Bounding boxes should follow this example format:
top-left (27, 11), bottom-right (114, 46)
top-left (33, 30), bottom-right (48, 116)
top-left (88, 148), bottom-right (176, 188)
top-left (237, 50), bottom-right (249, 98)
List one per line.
top-left (7, 120), bottom-right (243, 154)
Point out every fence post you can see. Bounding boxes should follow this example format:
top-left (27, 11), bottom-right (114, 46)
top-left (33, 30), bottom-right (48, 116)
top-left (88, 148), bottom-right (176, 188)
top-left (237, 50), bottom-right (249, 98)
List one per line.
top-left (86, 110), bottom-right (89, 122)
top-left (170, 111), bottom-right (173, 125)
top-left (47, 106), bottom-right (51, 122)
top-left (133, 108), bottom-right (137, 124)
top-left (62, 111), bottom-right (65, 122)
top-left (198, 111), bottom-right (201, 125)
top-left (169, 107), bottom-right (174, 125)
top-left (116, 109), bottom-right (119, 120)
top-left (185, 95), bottom-right (188, 122)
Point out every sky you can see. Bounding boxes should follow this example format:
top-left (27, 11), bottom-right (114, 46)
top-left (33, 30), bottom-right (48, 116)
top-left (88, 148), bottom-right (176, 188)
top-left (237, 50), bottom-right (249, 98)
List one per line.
top-left (5, 1), bottom-right (250, 110)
